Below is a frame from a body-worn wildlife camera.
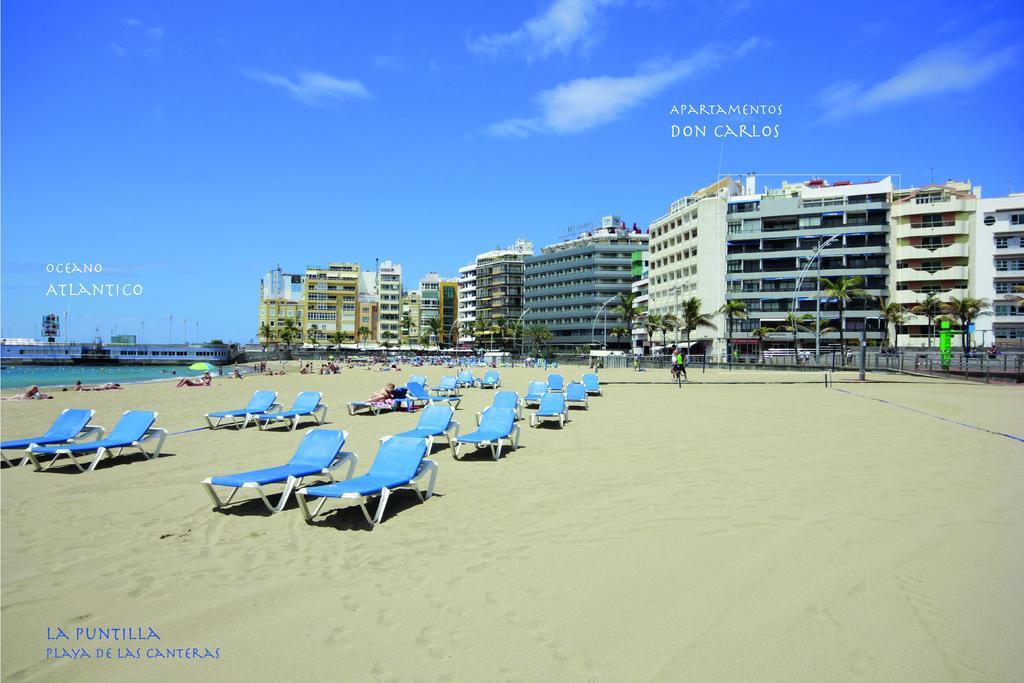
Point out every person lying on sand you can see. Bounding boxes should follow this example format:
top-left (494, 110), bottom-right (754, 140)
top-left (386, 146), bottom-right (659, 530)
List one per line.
top-left (2, 385), bottom-right (54, 400)
top-left (80, 382), bottom-right (123, 391)
top-left (177, 373), bottom-right (212, 388)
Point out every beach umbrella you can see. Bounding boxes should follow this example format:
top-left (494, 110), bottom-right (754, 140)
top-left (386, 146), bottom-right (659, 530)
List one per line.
top-left (189, 362), bottom-right (215, 371)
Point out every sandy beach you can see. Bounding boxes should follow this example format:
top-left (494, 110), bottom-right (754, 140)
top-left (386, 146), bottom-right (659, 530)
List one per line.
top-left (1, 365), bottom-right (1022, 681)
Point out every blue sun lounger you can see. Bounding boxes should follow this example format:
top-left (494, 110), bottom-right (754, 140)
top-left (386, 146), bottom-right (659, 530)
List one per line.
top-left (531, 393), bottom-right (569, 428)
top-left (454, 407), bottom-right (520, 460)
top-left (478, 370), bottom-right (501, 389)
top-left (476, 391), bottom-right (521, 424)
top-left (408, 381), bottom-right (460, 410)
top-left (456, 370), bottom-right (476, 389)
top-left (1, 409), bottom-right (103, 467)
top-left (523, 381), bottom-right (547, 408)
top-left (546, 374), bottom-right (565, 392)
top-left (565, 382), bottom-right (589, 410)
top-left (296, 435), bottom-right (437, 529)
top-left (202, 429), bottom-right (357, 514)
top-left (393, 405), bottom-right (460, 450)
top-left (408, 375), bottom-right (427, 387)
top-left (432, 376), bottom-right (460, 398)
top-left (205, 391), bottom-right (281, 430)
top-left (582, 373), bottom-right (602, 396)
top-left (25, 410), bottom-right (167, 472)
top-left (256, 391), bottom-right (327, 431)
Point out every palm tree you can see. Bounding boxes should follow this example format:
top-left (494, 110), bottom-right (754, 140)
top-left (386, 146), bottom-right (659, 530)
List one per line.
top-left (941, 297), bottom-right (990, 354)
top-left (473, 319), bottom-right (490, 348)
top-left (779, 312), bottom-right (813, 357)
top-left (525, 323), bottom-right (551, 355)
top-left (425, 317), bottom-right (443, 348)
top-left (643, 313), bottom-right (662, 352)
top-left (491, 315), bottom-right (508, 350)
top-left (680, 297), bottom-right (716, 354)
top-left (660, 313), bottom-right (678, 349)
top-left (307, 324), bottom-right (320, 349)
top-left (381, 331), bottom-right (396, 349)
top-left (910, 293), bottom-right (943, 347)
top-left (612, 292), bottom-right (642, 340)
top-left (400, 314), bottom-right (412, 344)
top-left (258, 323), bottom-right (275, 351)
top-left (609, 326), bottom-right (629, 348)
top-left (357, 326), bottom-right (371, 350)
top-left (877, 296), bottom-right (908, 354)
top-left (418, 332), bottom-right (431, 348)
top-left (718, 300), bottom-right (748, 360)
top-left (751, 326), bottom-right (774, 361)
top-left (330, 330), bottom-right (345, 352)
top-left (278, 317), bottom-right (300, 351)
top-left (819, 275), bottom-right (867, 354)
top-left (504, 320), bottom-right (521, 352)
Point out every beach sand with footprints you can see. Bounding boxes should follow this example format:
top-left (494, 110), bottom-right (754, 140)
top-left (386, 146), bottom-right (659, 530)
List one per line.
top-left (1, 365), bottom-right (1022, 681)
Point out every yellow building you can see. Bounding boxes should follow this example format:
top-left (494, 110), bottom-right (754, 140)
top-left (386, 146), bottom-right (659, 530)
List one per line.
top-left (303, 263), bottom-right (361, 345)
top-left (401, 291), bottom-right (422, 346)
top-left (439, 279), bottom-right (459, 345)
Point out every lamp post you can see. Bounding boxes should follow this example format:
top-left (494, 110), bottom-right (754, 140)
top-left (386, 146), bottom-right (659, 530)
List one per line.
top-left (591, 295), bottom-right (618, 349)
top-left (793, 233), bottom-right (845, 363)
top-left (517, 307), bottom-right (532, 357)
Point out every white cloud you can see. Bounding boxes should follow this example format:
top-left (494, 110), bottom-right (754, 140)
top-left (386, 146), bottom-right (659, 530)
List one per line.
top-left (486, 40), bottom-right (763, 137)
top-left (246, 70), bottom-right (372, 105)
top-left (114, 18), bottom-right (163, 58)
top-left (819, 37), bottom-right (1018, 120)
top-left (469, 0), bottom-right (618, 61)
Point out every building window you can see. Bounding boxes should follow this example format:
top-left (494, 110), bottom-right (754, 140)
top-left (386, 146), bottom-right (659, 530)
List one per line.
top-left (995, 237), bottom-right (1009, 249)
top-left (1011, 214), bottom-right (1024, 225)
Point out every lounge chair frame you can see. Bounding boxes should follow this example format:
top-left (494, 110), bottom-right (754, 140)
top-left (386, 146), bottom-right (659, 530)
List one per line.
top-left (26, 427), bottom-right (167, 473)
top-left (3, 419), bottom-right (106, 468)
top-left (205, 401), bottom-right (282, 430)
top-left (454, 424), bottom-right (521, 461)
top-left (202, 450), bottom-right (358, 515)
top-left (295, 437), bottom-right (438, 529)
top-left (257, 404), bottom-right (328, 431)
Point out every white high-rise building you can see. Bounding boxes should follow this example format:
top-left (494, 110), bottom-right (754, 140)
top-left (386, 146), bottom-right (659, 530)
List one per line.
top-left (376, 260), bottom-right (403, 343)
top-left (647, 177), bottom-right (741, 354)
top-left (976, 194), bottom-right (1024, 346)
top-left (456, 239), bottom-right (533, 347)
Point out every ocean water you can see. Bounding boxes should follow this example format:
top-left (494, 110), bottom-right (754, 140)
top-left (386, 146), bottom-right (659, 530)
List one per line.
top-left (0, 365), bottom-right (214, 390)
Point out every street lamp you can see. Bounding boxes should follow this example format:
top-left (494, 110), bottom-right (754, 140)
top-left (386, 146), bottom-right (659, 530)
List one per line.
top-left (793, 233), bottom-right (845, 362)
top-left (517, 307), bottom-right (532, 357)
top-left (591, 296), bottom-right (618, 349)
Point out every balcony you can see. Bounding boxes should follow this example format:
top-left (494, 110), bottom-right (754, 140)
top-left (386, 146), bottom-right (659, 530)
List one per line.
top-left (891, 196), bottom-right (974, 217)
top-left (896, 265), bottom-right (969, 283)
top-left (894, 287), bottom-right (968, 305)
top-left (894, 221), bottom-right (969, 239)
top-left (896, 242), bottom-right (969, 260)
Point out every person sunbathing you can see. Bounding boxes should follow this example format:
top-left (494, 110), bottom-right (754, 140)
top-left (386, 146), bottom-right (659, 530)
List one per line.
top-left (81, 382), bottom-right (122, 391)
top-left (2, 385), bottom-right (54, 400)
top-left (177, 373), bottom-right (212, 388)
top-left (367, 383), bottom-right (396, 402)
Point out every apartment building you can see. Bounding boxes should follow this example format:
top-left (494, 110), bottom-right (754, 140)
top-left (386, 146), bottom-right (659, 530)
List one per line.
top-left (457, 239), bottom-right (533, 346)
top-left (646, 177), bottom-right (739, 354)
top-left (524, 217), bottom-right (648, 351)
top-left (977, 194), bottom-right (1024, 345)
top-left (401, 290), bottom-right (422, 345)
top-left (258, 266), bottom-right (305, 342)
top-left (890, 181), bottom-right (978, 348)
top-left (418, 273), bottom-right (460, 345)
top-left (725, 176), bottom-right (893, 350)
top-left (456, 262), bottom-right (477, 345)
top-left (302, 262), bottom-right (361, 345)
top-left (376, 260), bottom-right (403, 344)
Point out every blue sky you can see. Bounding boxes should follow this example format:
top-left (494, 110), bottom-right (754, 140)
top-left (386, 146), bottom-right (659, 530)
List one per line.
top-left (2, 0), bottom-right (1022, 343)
